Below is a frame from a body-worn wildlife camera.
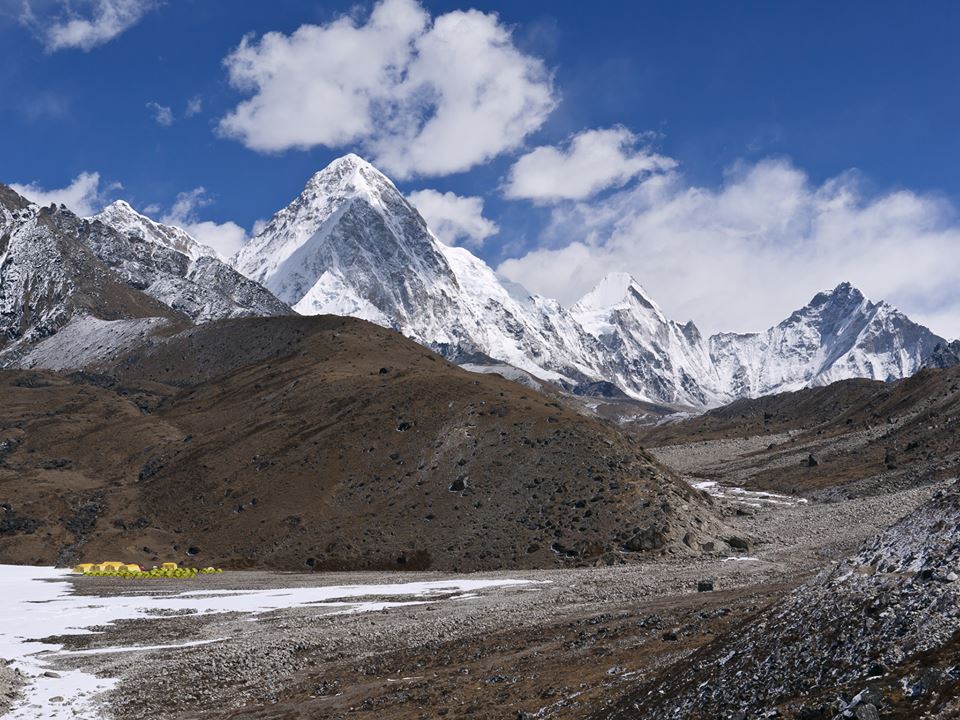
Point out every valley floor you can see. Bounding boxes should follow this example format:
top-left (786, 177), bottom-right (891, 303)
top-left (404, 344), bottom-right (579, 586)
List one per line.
top-left (1, 463), bottom-right (939, 720)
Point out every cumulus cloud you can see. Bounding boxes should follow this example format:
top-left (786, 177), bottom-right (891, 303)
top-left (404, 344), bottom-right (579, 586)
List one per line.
top-left (162, 188), bottom-right (249, 259)
top-left (504, 127), bottom-right (676, 202)
top-left (497, 158), bottom-right (960, 338)
top-left (408, 189), bottom-right (499, 247)
top-left (146, 101), bottom-right (174, 126)
top-left (184, 95), bottom-right (203, 117)
top-left (22, 0), bottom-right (157, 52)
top-left (10, 171), bottom-right (110, 215)
top-left (218, 0), bottom-right (556, 178)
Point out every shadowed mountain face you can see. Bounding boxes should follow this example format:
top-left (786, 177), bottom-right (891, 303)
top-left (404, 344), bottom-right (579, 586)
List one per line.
top-left (0, 315), bottom-right (730, 572)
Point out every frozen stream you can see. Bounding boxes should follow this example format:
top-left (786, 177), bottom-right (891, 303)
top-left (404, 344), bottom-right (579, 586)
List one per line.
top-left (0, 565), bottom-right (533, 719)
top-left (692, 480), bottom-right (808, 508)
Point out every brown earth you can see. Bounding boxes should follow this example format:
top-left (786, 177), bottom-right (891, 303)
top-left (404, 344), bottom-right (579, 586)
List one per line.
top-left (0, 314), bottom-right (730, 572)
top-left (631, 366), bottom-right (960, 497)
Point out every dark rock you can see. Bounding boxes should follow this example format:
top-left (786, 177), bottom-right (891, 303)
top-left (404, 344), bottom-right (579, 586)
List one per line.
top-left (854, 704), bottom-right (879, 720)
top-left (0, 506), bottom-right (40, 536)
top-left (884, 447), bottom-right (897, 469)
top-left (795, 707), bottom-right (828, 720)
top-left (806, 453), bottom-right (819, 467)
top-left (448, 475), bottom-right (468, 492)
top-left (697, 580), bottom-right (714, 592)
top-left (727, 536), bottom-right (750, 551)
top-left (41, 458), bottom-right (72, 470)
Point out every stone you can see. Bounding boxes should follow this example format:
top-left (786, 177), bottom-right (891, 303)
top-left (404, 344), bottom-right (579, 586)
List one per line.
top-left (697, 580), bottom-right (714, 592)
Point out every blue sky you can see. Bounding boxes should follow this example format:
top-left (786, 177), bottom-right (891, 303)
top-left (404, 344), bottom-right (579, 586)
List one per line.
top-left (2, 1), bottom-right (959, 336)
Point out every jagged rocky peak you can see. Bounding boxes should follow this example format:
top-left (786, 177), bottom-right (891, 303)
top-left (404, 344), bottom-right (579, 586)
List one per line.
top-left (570, 272), bottom-right (723, 407)
top-left (574, 272), bottom-right (661, 314)
top-left (303, 152), bottom-right (393, 198)
top-left (93, 200), bottom-right (219, 261)
top-left (710, 281), bottom-right (946, 398)
top-left (924, 339), bottom-right (960, 369)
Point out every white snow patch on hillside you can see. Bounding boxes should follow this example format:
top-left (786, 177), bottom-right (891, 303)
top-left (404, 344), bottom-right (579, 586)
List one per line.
top-left (18, 315), bottom-right (169, 372)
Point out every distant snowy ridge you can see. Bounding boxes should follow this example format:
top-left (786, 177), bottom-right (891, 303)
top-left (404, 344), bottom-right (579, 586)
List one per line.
top-left (3, 157), bottom-right (944, 408)
top-left (94, 200), bottom-right (220, 261)
top-left (230, 154), bottom-right (948, 407)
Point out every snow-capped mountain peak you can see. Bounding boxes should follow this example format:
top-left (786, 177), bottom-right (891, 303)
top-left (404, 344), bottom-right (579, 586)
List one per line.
top-left (574, 272), bottom-right (655, 311)
top-left (709, 282), bottom-right (945, 397)
top-left (93, 200), bottom-right (219, 261)
top-left (228, 156), bottom-right (947, 408)
top-left (570, 272), bottom-right (723, 406)
top-left (303, 152), bottom-right (390, 197)
top-left (232, 153), bottom-right (450, 313)
top-left (572, 272), bottom-right (671, 333)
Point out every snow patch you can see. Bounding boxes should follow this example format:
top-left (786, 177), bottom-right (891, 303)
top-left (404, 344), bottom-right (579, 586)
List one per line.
top-left (0, 565), bottom-right (535, 719)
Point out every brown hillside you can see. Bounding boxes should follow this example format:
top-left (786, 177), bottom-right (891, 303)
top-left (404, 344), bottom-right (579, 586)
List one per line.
top-left (0, 315), bottom-right (729, 571)
top-left (633, 367), bottom-right (960, 496)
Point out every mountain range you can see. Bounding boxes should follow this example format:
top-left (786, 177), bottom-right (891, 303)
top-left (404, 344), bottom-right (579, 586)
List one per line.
top-left (231, 154), bottom-right (950, 407)
top-left (1, 154), bottom-right (952, 408)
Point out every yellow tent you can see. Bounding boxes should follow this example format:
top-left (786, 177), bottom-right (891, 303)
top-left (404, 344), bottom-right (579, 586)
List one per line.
top-left (160, 562), bottom-right (178, 570)
top-left (73, 563), bottom-right (94, 573)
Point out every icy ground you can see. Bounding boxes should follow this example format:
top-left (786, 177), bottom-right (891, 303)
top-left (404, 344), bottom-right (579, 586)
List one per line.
top-left (692, 480), bottom-right (809, 508)
top-left (0, 565), bottom-right (533, 719)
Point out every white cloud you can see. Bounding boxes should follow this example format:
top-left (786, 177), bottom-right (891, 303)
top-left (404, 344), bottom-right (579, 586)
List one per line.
top-left (10, 171), bottom-right (109, 215)
top-left (146, 101), bottom-right (174, 126)
top-left (503, 127), bottom-right (676, 203)
top-left (184, 95), bottom-right (203, 117)
top-left (408, 189), bottom-right (498, 247)
top-left (218, 0), bottom-right (556, 178)
top-left (497, 158), bottom-right (960, 339)
top-left (161, 188), bottom-right (249, 258)
top-left (24, 0), bottom-right (157, 52)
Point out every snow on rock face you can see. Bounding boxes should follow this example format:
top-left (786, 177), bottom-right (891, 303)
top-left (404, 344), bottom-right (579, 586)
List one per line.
top-left (571, 272), bottom-right (726, 407)
top-left (709, 282), bottom-right (945, 398)
top-left (18, 315), bottom-right (170, 372)
top-left (93, 201), bottom-right (219, 261)
top-left (229, 156), bottom-right (948, 408)
top-left (233, 154), bottom-right (610, 388)
top-left (80, 209), bottom-right (291, 323)
top-left (0, 184), bottom-right (290, 368)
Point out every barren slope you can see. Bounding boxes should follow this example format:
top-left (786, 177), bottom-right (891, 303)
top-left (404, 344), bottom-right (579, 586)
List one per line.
top-left (0, 315), bottom-right (731, 572)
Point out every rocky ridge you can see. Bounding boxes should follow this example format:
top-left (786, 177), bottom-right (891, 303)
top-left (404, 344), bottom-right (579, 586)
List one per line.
top-left (0, 184), bottom-right (290, 368)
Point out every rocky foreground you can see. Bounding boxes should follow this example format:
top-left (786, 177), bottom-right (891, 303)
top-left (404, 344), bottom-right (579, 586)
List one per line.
top-left (7, 465), bottom-right (940, 719)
